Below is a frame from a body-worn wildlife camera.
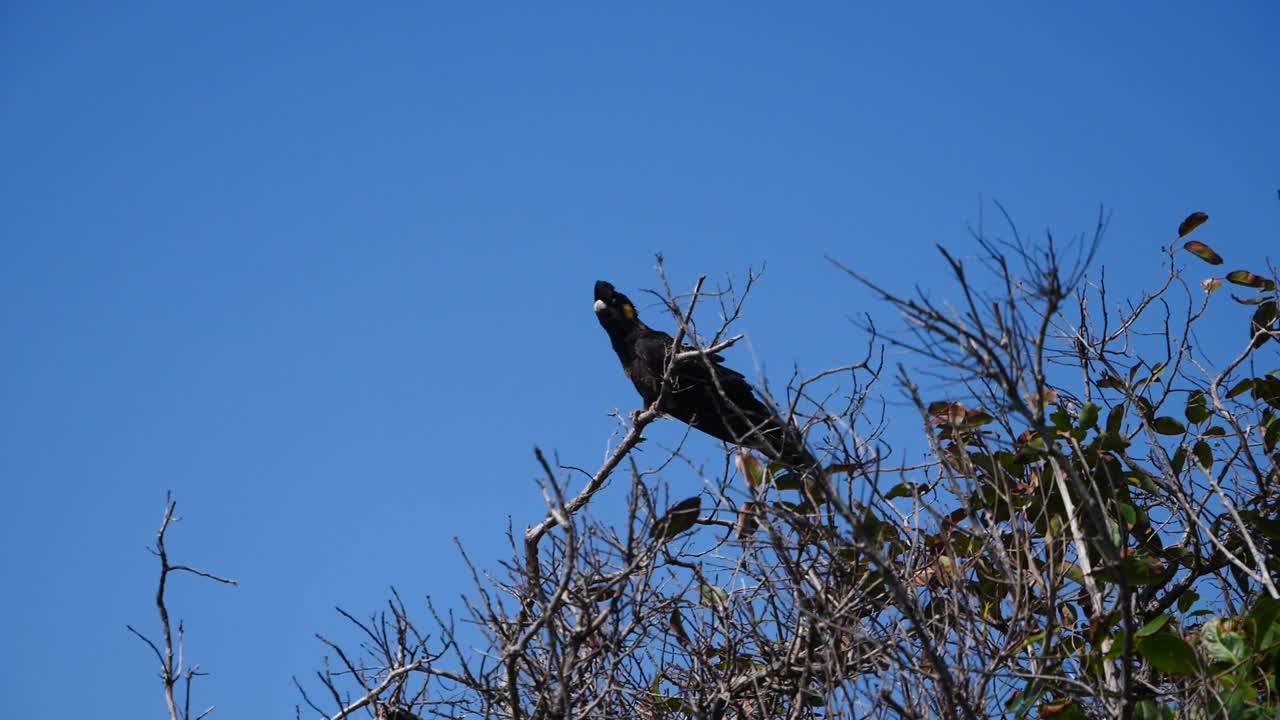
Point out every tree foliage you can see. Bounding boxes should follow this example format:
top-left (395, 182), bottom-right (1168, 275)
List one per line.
top-left (136, 209), bottom-right (1280, 720)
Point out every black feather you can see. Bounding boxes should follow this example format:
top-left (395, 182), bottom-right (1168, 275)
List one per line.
top-left (593, 280), bottom-right (814, 469)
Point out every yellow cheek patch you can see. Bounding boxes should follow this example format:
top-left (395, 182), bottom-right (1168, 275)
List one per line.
top-left (622, 303), bottom-right (636, 320)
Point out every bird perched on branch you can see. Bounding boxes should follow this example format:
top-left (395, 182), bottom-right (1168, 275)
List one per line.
top-left (593, 280), bottom-right (815, 470)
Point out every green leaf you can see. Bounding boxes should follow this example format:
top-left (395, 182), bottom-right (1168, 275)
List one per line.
top-left (1247, 596), bottom-right (1280, 645)
top-left (1244, 510), bottom-right (1280, 543)
top-left (1256, 378), bottom-right (1280, 409)
top-left (1177, 590), bottom-right (1200, 614)
top-left (1171, 446), bottom-right (1187, 475)
top-left (885, 482), bottom-right (924, 500)
top-left (1137, 633), bottom-right (1199, 675)
top-left (772, 473), bottom-right (803, 491)
top-left (651, 496), bottom-right (701, 541)
top-left (1126, 472), bottom-right (1159, 494)
top-left (1094, 553), bottom-right (1168, 586)
top-left (1137, 614), bottom-right (1172, 638)
top-left (1038, 700), bottom-right (1087, 720)
top-left (1227, 378), bottom-right (1254, 399)
top-left (1100, 431), bottom-right (1130, 451)
top-left (1132, 700), bottom-right (1168, 720)
top-left (698, 584), bottom-right (729, 608)
top-left (1058, 562), bottom-right (1086, 585)
top-left (1154, 417), bottom-right (1186, 435)
top-left (1077, 403), bottom-right (1100, 431)
top-left (1185, 392), bottom-right (1210, 424)
top-left (1193, 440), bottom-right (1213, 470)
top-left (1182, 240), bottom-right (1223, 265)
top-left (1051, 406), bottom-right (1072, 431)
top-left (1116, 501), bottom-right (1137, 527)
top-left (1097, 374), bottom-right (1127, 390)
top-left (1106, 404), bottom-right (1126, 434)
top-left (1251, 300), bottom-right (1278, 348)
top-left (1202, 425), bottom-right (1227, 437)
top-left (1178, 211), bottom-right (1209, 238)
top-left (1227, 270), bottom-right (1270, 289)
top-left (1202, 618), bottom-right (1247, 665)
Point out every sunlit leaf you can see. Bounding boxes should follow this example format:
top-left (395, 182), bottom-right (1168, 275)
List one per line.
top-left (1125, 471), bottom-right (1159, 494)
top-left (651, 496), bottom-right (701, 541)
top-left (1040, 699), bottom-right (1086, 719)
top-left (1136, 614), bottom-right (1171, 638)
top-left (1136, 633), bottom-right (1199, 675)
top-left (1178, 211), bottom-right (1209, 238)
top-left (1226, 270), bottom-right (1269, 289)
top-left (698, 584), bottom-right (729, 608)
top-left (1202, 618), bottom-right (1247, 665)
top-left (1078, 403), bottom-right (1100, 431)
top-left (1114, 501), bottom-right (1137, 527)
top-left (736, 451), bottom-right (766, 491)
top-left (1153, 417), bottom-right (1186, 435)
top-left (1182, 240), bottom-right (1222, 265)
top-left (963, 409), bottom-right (996, 428)
top-left (1201, 277), bottom-right (1222, 294)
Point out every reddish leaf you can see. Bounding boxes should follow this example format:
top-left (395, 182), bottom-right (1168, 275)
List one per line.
top-left (734, 502), bottom-right (759, 540)
top-left (1178, 211), bottom-right (1208, 237)
top-left (736, 451), bottom-right (766, 491)
top-left (1226, 270), bottom-right (1273, 290)
top-left (668, 608), bottom-right (691, 646)
top-left (1182, 240), bottom-right (1222, 265)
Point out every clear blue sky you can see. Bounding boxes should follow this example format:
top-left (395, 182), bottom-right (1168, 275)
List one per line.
top-left (1, 2), bottom-right (1275, 716)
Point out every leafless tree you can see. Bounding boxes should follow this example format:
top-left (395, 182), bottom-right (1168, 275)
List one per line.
top-left (130, 493), bottom-right (238, 720)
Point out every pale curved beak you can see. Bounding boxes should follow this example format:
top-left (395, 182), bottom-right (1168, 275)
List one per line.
top-left (593, 299), bottom-right (607, 313)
